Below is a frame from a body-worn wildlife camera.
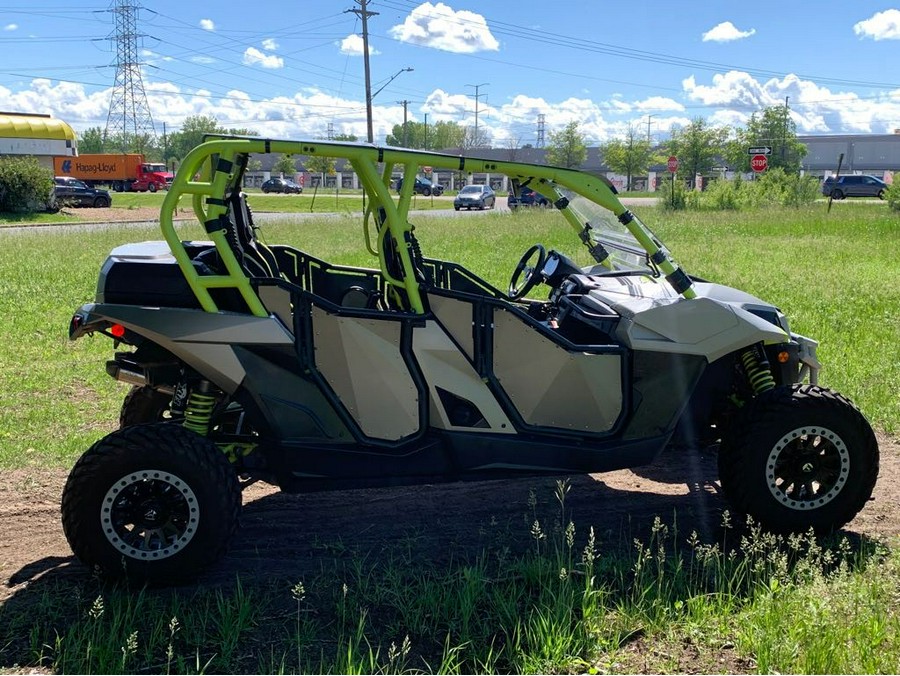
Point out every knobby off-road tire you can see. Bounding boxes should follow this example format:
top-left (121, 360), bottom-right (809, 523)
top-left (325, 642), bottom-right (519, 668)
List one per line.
top-left (61, 423), bottom-right (241, 584)
top-left (119, 386), bottom-right (175, 428)
top-left (718, 384), bottom-right (878, 534)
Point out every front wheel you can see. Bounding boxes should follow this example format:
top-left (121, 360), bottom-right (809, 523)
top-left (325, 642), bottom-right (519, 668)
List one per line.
top-left (93, 196), bottom-right (110, 208)
top-left (832, 189), bottom-right (844, 200)
top-left (878, 189), bottom-right (886, 200)
top-left (148, 183), bottom-right (158, 193)
top-left (718, 384), bottom-right (878, 534)
top-left (61, 424), bottom-right (241, 583)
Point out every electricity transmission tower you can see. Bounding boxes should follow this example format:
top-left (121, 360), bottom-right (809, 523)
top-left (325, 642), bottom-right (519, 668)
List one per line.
top-left (536, 114), bottom-right (546, 148)
top-left (104, 0), bottom-right (156, 151)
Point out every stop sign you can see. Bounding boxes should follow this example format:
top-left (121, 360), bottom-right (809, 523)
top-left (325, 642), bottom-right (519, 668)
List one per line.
top-left (667, 155), bottom-right (678, 173)
top-left (751, 154), bottom-right (768, 173)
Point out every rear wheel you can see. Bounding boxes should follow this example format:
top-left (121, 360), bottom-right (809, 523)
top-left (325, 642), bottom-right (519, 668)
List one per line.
top-left (718, 385), bottom-right (878, 534)
top-left (423, 187), bottom-right (432, 196)
top-left (832, 189), bottom-right (844, 200)
top-left (61, 423), bottom-right (240, 584)
top-left (120, 386), bottom-right (174, 427)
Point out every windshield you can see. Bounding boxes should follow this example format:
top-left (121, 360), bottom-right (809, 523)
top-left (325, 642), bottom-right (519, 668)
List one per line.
top-left (460, 185), bottom-right (481, 194)
top-left (564, 191), bottom-right (656, 274)
top-left (145, 164), bottom-right (167, 173)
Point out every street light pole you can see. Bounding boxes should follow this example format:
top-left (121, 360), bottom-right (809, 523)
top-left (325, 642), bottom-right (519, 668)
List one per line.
top-left (465, 82), bottom-right (489, 146)
top-left (371, 67), bottom-right (413, 100)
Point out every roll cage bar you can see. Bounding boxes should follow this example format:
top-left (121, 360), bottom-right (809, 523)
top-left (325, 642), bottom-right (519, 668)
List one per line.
top-left (159, 137), bottom-right (696, 317)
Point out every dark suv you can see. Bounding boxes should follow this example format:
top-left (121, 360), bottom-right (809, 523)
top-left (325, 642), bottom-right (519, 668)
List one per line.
top-left (396, 175), bottom-right (443, 196)
top-left (261, 177), bottom-right (303, 194)
top-left (53, 177), bottom-right (111, 208)
top-left (821, 175), bottom-right (887, 200)
top-left (507, 187), bottom-right (550, 210)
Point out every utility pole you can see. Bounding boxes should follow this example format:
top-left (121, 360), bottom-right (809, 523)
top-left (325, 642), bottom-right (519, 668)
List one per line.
top-left (398, 100), bottom-right (409, 146)
top-left (536, 113), bottom-right (545, 148)
top-left (466, 82), bottom-right (489, 147)
top-left (424, 113), bottom-right (428, 150)
top-left (782, 95), bottom-right (789, 166)
top-left (346, 0), bottom-right (378, 143)
top-left (646, 114), bottom-right (654, 144)
top-left (327, 122), bottom-right (334, 140)
top-left (162, 121), bottom-right (167, 169)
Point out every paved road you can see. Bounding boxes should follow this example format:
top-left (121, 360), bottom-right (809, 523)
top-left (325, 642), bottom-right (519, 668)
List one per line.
top-left (0, 196), bottom-right (660, 236)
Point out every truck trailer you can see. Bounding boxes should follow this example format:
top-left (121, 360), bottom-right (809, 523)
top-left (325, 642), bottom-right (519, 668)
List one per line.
top-left (53, 154), bottom-right (173, 193)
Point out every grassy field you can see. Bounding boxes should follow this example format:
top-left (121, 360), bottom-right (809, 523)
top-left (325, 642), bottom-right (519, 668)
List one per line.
top-left (0, 203), bottom-right (898, 673)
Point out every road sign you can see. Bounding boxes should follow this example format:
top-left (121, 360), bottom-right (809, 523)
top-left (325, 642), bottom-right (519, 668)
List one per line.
top-left (751, 154), bottom-right (769, 173)
top-left (748, 146), bottom-right (772, 155)
top-left (667, 156), bottom-right (678, 173)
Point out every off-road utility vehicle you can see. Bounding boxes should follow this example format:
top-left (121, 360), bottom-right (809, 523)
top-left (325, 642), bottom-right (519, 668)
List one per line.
top-left (62, 137), bottom-right (879, 583)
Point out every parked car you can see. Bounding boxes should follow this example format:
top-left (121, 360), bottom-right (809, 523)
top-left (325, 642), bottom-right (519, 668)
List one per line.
top-left (821, 175), bottom-right (887, 200)
top-left (396, 175), bottom-right (443, 196)
top-left (53, 176), bottom-right (111, 208)
top-left (454, 184), bottom-right (495, 210)
top-left (508, 187), bottom-right (550, 210)
top-left (261, 177), bottom-right (303, 194)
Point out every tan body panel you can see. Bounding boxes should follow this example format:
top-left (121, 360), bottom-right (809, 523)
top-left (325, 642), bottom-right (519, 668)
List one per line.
top-left (492, 309), bottom-right (622, 433)
top-left (312, 307), bottom-right (419, 441)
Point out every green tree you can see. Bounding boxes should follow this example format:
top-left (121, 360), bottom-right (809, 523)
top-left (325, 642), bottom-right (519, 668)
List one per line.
top-left (600, 126), bottom-right (655, 191)
top-left (665, 118), bottom-right (729, 188)
top-left (725, 105), bottom-right (807, 173)
top-left (304, 155), bottom-right (336, 186)
top-left (332, 133), bottom-right (358, 142)
top-left (78, 127), bottom-right (105, 154)
top-left (166, 115), bottom-right (223, 161)
top-left (385, 120), bottom-right (465, 150)
top-left (272, 154), bottom-right (297, 177)
top-left (545, 121), bottom-right (587, 169)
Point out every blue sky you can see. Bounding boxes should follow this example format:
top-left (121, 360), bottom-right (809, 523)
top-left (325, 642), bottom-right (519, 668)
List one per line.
top-left (1, 1), bottom-right (899, 145)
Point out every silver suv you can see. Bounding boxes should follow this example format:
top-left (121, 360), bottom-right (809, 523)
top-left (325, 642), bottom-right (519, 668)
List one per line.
top-left (821, 174), bottom-right (887, 200)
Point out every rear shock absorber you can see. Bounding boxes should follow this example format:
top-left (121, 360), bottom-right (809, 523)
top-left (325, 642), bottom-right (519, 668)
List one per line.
top-left (183, 381), bottom-right (217, 436)
top-left (740, 344), bottom-right (776, 395)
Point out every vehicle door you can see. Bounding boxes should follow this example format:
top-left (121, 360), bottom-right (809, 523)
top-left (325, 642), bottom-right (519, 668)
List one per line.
top-left (862, 176), bottom-right (882, 197)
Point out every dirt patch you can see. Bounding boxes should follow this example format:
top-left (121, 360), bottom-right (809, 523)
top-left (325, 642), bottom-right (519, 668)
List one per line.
top-left (59, 206), bottom-right (195, 223)
top-left (1, 432), bottom-right (897, 599)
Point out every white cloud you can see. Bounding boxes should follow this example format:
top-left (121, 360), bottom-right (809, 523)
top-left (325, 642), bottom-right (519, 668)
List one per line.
top-left (339, 34), bottom-right (380, 56)
top-left (632, 96), bottom-right (685, 113)
top-left (199, 18), bottom-right (215, 31)
top-left (683, 70), bottom-right (900, 133)
top-left (389, 2), bottom-right (499, 53)
top-left (4, 23), bottom-right (18, 31)
top-left (262, 38), bottom-right (279, 51)
top-left (242, 47), bottom-right (284, 69)
top-left (190, 56), bottom-right (216, 64)
top-left (854, 9), bottom-right (900, 40)
top-left (702, 21), bottom-right (756, 42)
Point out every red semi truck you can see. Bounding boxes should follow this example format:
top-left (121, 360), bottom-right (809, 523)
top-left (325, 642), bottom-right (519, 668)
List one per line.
top-left (53, 154), bottom-right (173, 193)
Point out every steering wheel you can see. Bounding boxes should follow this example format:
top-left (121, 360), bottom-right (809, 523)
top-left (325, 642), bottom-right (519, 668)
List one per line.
top-left (508, 244), bottom-right (547, 300)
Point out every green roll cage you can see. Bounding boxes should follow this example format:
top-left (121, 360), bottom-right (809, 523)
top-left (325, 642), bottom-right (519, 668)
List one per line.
top-left (159, 137), bottom-right (696, 317)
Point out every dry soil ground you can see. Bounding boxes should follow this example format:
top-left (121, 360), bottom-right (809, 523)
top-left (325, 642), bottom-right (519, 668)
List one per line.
top-left (1, 433), bottom-right (897, 600)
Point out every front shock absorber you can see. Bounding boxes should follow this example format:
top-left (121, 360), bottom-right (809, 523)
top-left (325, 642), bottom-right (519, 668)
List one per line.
top-left (183, 381), bottom-right (217, 436)
top-left (740, 344), bottom-right (776, 395)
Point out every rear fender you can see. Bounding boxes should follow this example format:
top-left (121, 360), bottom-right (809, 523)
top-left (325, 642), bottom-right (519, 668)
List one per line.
top-left (69, 303), bottom-right (293, 394)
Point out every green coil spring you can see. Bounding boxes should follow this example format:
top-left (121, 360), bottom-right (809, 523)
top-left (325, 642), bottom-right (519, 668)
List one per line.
top-left (740, 346), bottom-right (776, 394)
top-left (183, 391), bottom-right (217, 436)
